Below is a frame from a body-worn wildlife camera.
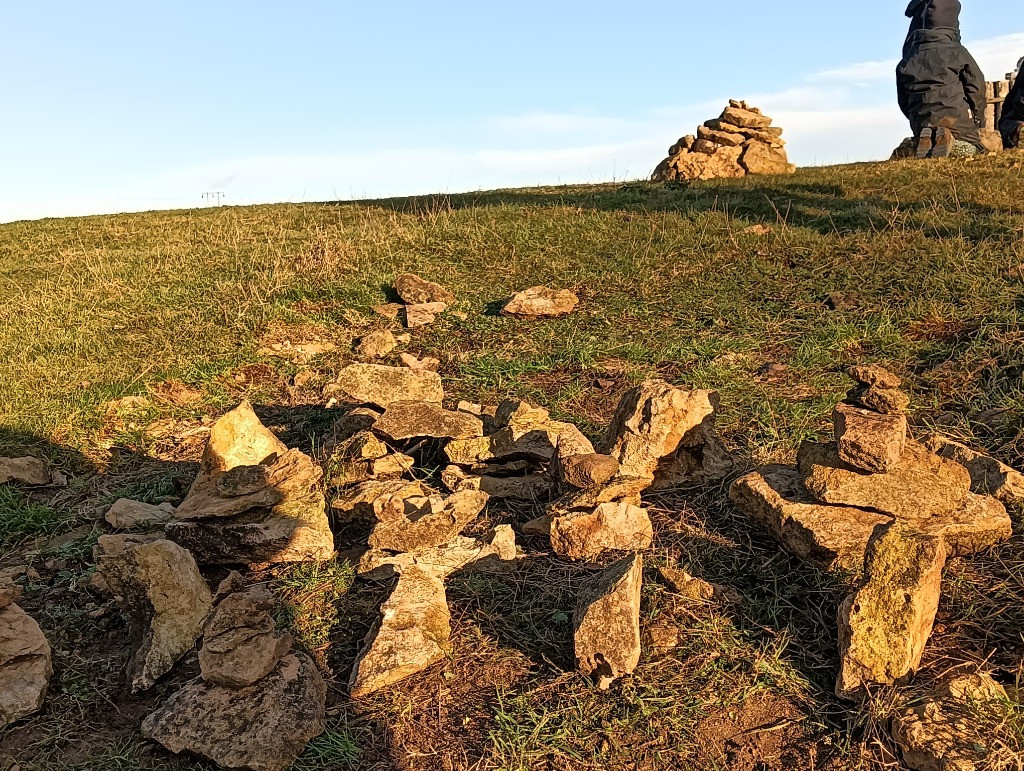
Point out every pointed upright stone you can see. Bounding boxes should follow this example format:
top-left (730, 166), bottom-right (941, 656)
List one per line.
top-left (574, 554), bottom-right (643, 689)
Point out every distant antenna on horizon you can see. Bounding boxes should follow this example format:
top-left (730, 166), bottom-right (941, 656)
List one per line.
top-left (202, 192), bottom-right (226, 206)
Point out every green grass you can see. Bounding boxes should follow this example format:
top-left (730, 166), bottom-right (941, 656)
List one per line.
top-left (2, 153), bottom-right (1024, 769)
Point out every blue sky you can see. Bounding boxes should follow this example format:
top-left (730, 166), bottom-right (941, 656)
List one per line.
top-left (3, 1), bottom-right (1022, 222)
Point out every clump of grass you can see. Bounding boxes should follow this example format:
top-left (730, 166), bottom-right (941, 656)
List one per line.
top-left (0, 485), bottom-right (76, 547)
top-left (290, 717), bottom-right (366, 770)
top-left (274, 558), bottom-right (355, 670)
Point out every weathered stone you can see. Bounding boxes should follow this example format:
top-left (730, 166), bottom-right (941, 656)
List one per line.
top-left (558, 454), bottom-right (620, 489)
top-left (167, 403), bottom-right (334, 565)
top-left (446, 420), bottom-right (590, 465)
top-left (349, 566), bottom-right (451, 697)
top-left (696, 124), bottom-right (745, 147)
top-left (333, 364), bottom-right (443, 408)
top-left (550, 477), bottom-right (650, 512)
top-left (551, 502), bottom-right (653, 560)
top-left (105, 499), bottom-right (176, 529)
top-left (851, 386), bottom-right (911, 415)
top-left (739, 141), bottom-right (793, 175)
top-left (374, 401), bottom-right (483, 441)
top-left (522, 514), bottom-right (553, 536)
top-left (848, 364), bottom-right (902, 389)
top-left (367, 489), bottom-right (488, 553)
top-left (441, 465), bottom-right (552, 501)
top-left (836, 525), bottom-right (946, 699)
top-left (720, 106), bottom-right (773, 129)
top-left (657, 567), bottom-right (715, 601)
top-left (372, 303), bottom-right (403, 320)
top-left (891, 669), bottom-right (1015, 771)
top-left (0, 456), bottom-right (51, 486)
top-left (573, 554), bottom-right (642, 689)
top-left (142, 652), bottom-right (326, 771)
top-left (670, 144), bottom-right (746, 180)
top-left (0, 578), bottom-right (21, 609)
top-left (912, 492), bottom-right (1012, 556)
top-left (691, 139), bottom-right (719, 155)
top-left (404, 302), bottom-right (447, 329)
top-left (393, 273), bottom-right (455, 305)
top-left (729, 466), bottom-right (891, 572)
top-left (494, 399), bottom-right (551, 432)
top-left (358, 525), bottom-right (518, 580)
top-left (602, 380), bottom-right (720, 481)
top-left (399, 352), bottom-right (440, 372)
top-left (923, 434), bottom-right (1024, 504)
top-left (199, 585), bottom-right (292, 688)
top-left (331, 479), bottom-right (428, 520)
top-left (834, 402), bottom-right (907, 474)
top-left (647, 422), bottom-right (734, 491)
top-left (799, 440), bottom-right (971, 520)
top-left (354, 330), bottom-right (397, 358)
top-left (0, 603), bottom-right (52, 728)
top-left (94, 536), bottom-right (213, 692)
top-left (500, 286), bottom-right (579, 318)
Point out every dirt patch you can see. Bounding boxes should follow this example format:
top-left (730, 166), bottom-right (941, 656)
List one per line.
top-left (694, 693), bottom-right (823, 770)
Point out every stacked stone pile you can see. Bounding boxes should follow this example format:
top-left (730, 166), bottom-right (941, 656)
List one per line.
top-left (730, 365), bottom-right (1017, 705)
top-left (652, 100), bottom-right (796, 183)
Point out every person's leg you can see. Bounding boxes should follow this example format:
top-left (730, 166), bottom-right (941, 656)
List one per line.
top-left (1003, 122), bottom-right (1023, 149)
top-left (915, 127), bottom-right (935, 158)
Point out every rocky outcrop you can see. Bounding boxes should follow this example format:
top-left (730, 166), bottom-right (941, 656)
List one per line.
top-left (652, 101), bottom-right (795, 183)
top-left (142, 652), bottom-right (326, 771)
top-left (165, 402), bottom-right (334, 565)
top-left (500, 286), bottom-right (579, 318)
top-left (349, 566), bottom-right (452, 697)
top-left (0, 602), bottom-right (52, 729)
top-left (573, 553), bottom-right (643, 690)
top-left (836, 525), bottom-right (946, 699)
top-left (93, 535), bottom-right (213, 692)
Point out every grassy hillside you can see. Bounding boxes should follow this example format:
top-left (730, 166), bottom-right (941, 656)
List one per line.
top-left (1, 153), bottom-right (1023, 770)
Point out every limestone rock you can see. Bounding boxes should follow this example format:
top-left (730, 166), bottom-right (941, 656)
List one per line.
top-left (105, 499), bottom-right (176, 529)
top-left (358, 525), bottom-right (519, 580)
top-left (494, 399), bottom-right (550, 432)
top-left (848, 364), bottom-right (902, 389)
top-left (658, 567), bottom-right (731, 602)
top-left (331, 478), bottom-right (428, 520)
top-left (0, 578), bottom-right (21, 608)
top-left (199, 585), bottom-right (292, 688)
top-left (573, 553), bottom-right (642, 689)
top-left (354, 330), bottom-right (397, 358)
top-left (167, 403), bottom-right (334, 565)
top-left (393, 273), bottom-right (455, 305)
top-left (602, 380), bottom-right (720, 481)
top-left (851, 386), bottom-right (911, 415)
top-left (913, 492), bottom-right (1012, 557)
top-left (446, 420), bottom-right (591, 465)
top-left (142, 652), bottom-right (326, 771)
top-left (799, 440), bottom-right (971, 520)
top-left (557, 453), bottom-right (620, 489)
top-left (891, 669), bottom-right (1014, 771)
top-left (94, 536), bottom-right (213, 692)
top-left (374, 401), bottom-right (483, 441)
top-left (836, 525), bottom-right (946, 699)
top-left (697, 124), bottom-right (745, 147)
top-left (367, 489), bottom-right (488, 553)
top-left (720, 106), bottom-right (773, 129)
top-left (0, 456), bottom-right (52, 486)
top-left (923, 434), bottom-right (1024, 504)
top-left (729, 466), bottom-right (890, 572)
top-left (671, 145), bottom-right (746, 180)
top-left (333, 364), bottom-right (444, 408)
top-left (404, 302), bottom-right (447, 329)
top-left (646, 421), bottom-right (734, 491)
top-left (550, 477), bottom-right (650, 512)
top-left (399, 352), bottom-right (440, 372)
top-left (349, 566), bottom-right (451, 697)
top-left (441, 465), bottom-right (552, 501)
top-left (833, 402), bottom-right (907, 474)
top-left (500, 286), bottom-right (579, 318)
top-left (550, 502), bottom-right (653, 560)
top-left (739, 141), bottom-right (792, 175)
top-left (0, 603), bottom-right (52, 728)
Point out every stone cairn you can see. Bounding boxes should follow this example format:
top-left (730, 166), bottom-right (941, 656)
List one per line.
top-left (3, 283), bottom-right (1023, 770)
top-left (652, 100), bottom-right (795, 183)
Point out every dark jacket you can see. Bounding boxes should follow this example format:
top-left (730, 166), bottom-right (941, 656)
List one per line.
top-left (897, 24), bottom-right (985, 146)
top-left (903, 0), bottom-right (961, 58)
top-left (999, 63), bottom-right (1024, 147)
